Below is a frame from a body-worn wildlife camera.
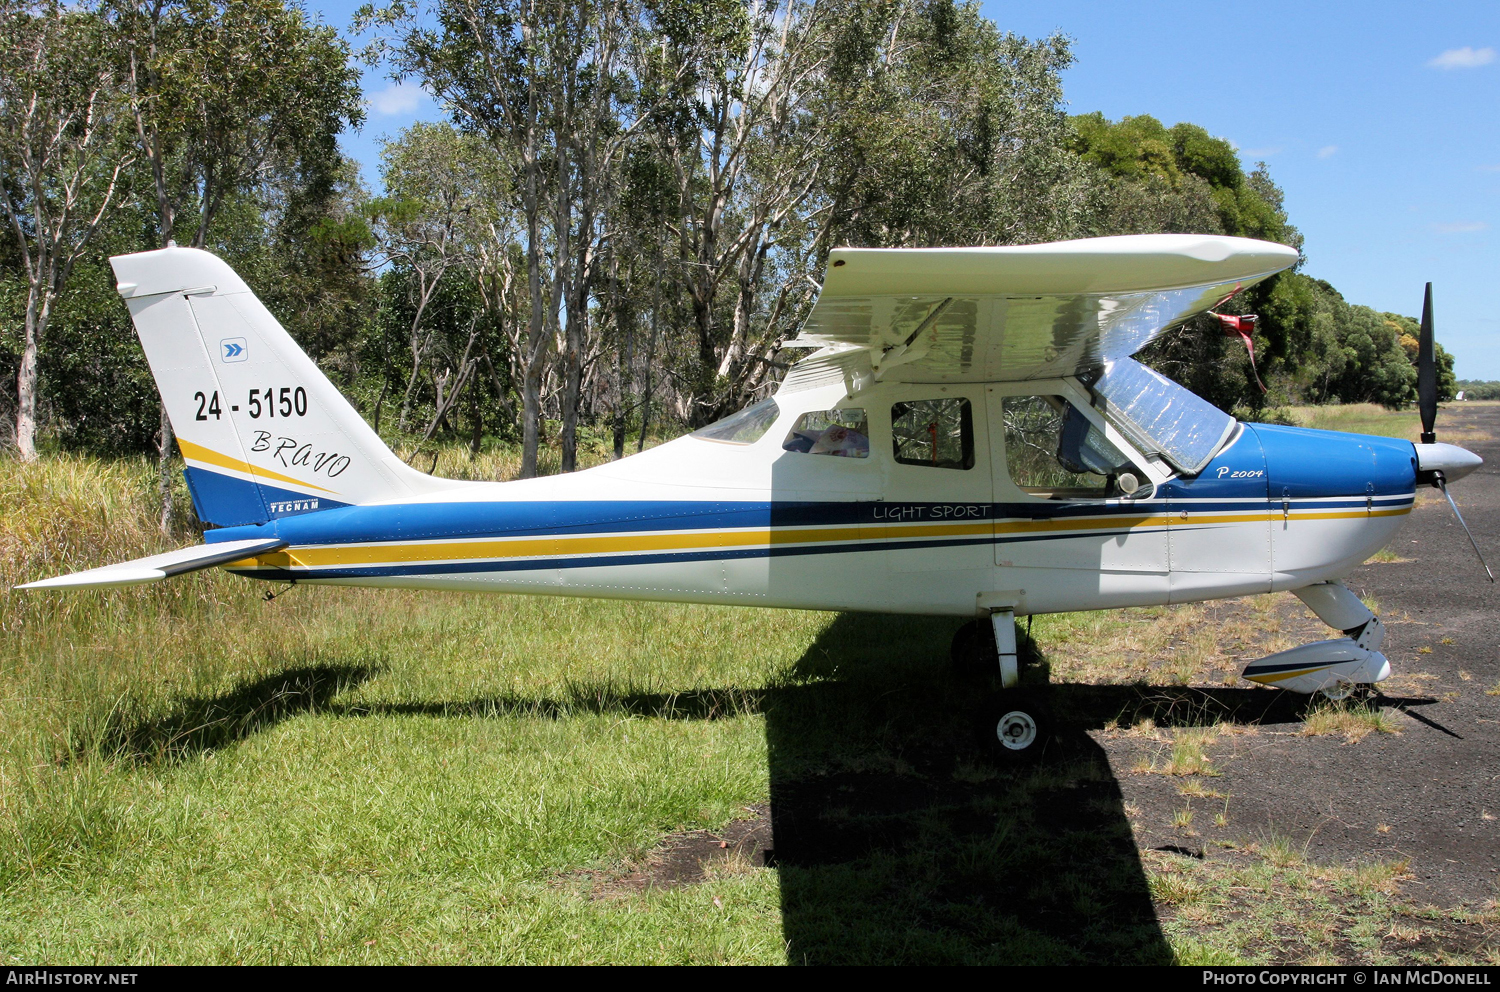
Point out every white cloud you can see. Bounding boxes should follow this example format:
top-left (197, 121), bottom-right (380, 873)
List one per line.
top-left (1478, 164), bottom-right (1500, 172)
top-left (1428, 46), bottom-right (1496, 69)
top-left (368, 81), bottom-right (424, 116)
top-left (1431, 221), bottom-right (1489, 233)
top-left (1317, 145), bottom-right (1338, 159)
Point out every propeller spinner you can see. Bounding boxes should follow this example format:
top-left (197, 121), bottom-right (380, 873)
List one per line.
top-left (1410, 283), bottom-right (1493, 582)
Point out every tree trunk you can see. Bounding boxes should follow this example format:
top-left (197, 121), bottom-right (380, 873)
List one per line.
top-left (521, 352), bottom-right (544, 477)
top-left (518, 38), bottom-right (546, 480)
top-left (611, 256), bottom-right (633, 460)
top-left (469, 384), bottom-right (483, 457)
top-left (14, 294), bottom-right (42, 463)
top-left (638, 263), bottom-right (660, 454)
top-left (560, 308), bottom-right (582, 473)
top-left (553, 77), bottom-right (578, 474)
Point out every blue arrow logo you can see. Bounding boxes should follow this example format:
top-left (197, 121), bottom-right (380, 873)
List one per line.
top-left (220, 338), bottom-right (247, 362)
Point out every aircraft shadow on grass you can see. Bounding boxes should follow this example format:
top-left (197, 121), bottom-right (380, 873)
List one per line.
top-left (98, 661), bottom-right (375, 765)
top-left (108, 614), bottom-right (1441, 964)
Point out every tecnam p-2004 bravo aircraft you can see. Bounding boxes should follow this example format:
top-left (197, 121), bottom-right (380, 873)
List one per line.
top-left (20, 234), bottom-right (1492, 756)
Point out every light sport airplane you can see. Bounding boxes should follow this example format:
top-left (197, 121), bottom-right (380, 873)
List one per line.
top-left (18, 234), bottom-right (1491, 758)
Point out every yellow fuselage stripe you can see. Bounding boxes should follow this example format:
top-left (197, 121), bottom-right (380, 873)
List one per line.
top-left (1244, 666), bottom-right (1330, 684)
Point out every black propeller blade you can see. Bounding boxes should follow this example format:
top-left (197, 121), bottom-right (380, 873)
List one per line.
top-left (1418, 282), bottom-right (1437, 444)
top-left (1415, 282), bottom-right (1494, 582)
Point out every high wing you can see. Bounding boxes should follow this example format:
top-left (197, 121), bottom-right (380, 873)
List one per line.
top-left (15, 538), bottom-right (287, 589)
top-left (788, 234), bottom-right (1300, 384)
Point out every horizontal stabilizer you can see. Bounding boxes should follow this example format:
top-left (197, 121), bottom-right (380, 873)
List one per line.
top-left (15, 538), bottom-right (287, 590)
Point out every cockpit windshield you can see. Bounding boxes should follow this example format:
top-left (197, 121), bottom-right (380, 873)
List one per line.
top-left (1089, 357), bottom-right (1236, 475)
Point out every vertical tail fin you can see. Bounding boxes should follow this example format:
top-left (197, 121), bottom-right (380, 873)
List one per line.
top-left (111, 246), bottom-right (456, 526)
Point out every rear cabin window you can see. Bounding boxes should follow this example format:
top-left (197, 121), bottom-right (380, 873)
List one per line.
top-left (891, 398), bottom-right (974, 470)
top-left (1002, 394), bottom-right (1143, 499)
top-left (782, 409), bottom-right (869, 457)
top-left (691, 397), bottom-right (779, 445)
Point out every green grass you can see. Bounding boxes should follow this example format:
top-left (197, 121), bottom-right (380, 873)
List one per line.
top-left (1285, 402), bottom-right (1423, 441)
top-left (1148, 845), bottom-right (1498, 966)
top-left (0, 454), bottom-right (791, 963)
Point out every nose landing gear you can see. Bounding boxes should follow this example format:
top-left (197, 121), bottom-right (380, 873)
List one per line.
top-left (1240, 582), bottom-right (1392, 697)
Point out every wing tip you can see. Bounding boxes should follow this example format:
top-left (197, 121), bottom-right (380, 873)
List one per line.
top-left (15, 568), bottom-right (168, 590)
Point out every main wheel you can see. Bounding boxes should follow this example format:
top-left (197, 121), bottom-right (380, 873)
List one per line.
top-left (996, 709), bottom-right (1040, 751)
top-left (950, 619), bottom-right (997, 680)
top-left (986, 692), bottom-right (1050, 762)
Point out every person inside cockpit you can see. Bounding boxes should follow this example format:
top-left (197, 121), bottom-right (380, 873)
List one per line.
top-left (782, 409), bottom-right (870, 457)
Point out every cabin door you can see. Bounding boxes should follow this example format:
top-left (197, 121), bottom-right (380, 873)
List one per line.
top-left (874, 385), bottom-right (994, 576)
top-left (988, 385), bottom-right (1170, 610)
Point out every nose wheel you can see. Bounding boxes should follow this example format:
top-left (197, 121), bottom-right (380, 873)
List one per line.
top-left (1320, 680), bottom-right (1356, 702)
top-left (1319, 681), bottom-right (1375, 704)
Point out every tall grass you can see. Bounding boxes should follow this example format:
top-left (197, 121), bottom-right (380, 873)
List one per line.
top-left (0, 452), bottom-right (816, 961)
top-left (0, 455), bottom-right (273, 887)
top-left (394, 427), bottom-right (672, 483)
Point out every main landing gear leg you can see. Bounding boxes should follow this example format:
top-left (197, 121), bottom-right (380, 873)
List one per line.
top-left (991, 608), bottom-right (1019, 689)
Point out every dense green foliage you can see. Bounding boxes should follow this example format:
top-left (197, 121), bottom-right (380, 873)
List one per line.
top-left (1068, 112), bottom-right (1450, 414)
top-left (0, 0), bottom-right (1452, 477)
top-left (1454, 380), bottom-right (1500, 400)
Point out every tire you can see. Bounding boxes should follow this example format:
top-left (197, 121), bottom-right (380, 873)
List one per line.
top-left (950, 619), bottom-right (997, 680)
top-left (986, 691), bottom-right (1050, 763)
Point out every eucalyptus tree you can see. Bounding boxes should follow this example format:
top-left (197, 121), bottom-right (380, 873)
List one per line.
top-left (638, 0), bottom-right (834, 423)
top-left (813, 0), bottom-right (1093, 250)
top-left (107, 0), bottom-right (363, 527)
top-left (379, 0), bottom-right (647, 474)
top-left (378, 0), bottom-right (554, 478)
top-left (0, 0), bottom-right (135, 462)
top-left (375, 123), bottom-right (504, 432)
top-left (109, 0), bottom-right (363, 252)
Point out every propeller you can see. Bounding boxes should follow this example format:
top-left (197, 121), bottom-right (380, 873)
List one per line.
top-left (1414, 283), bottom-right (1494, 582)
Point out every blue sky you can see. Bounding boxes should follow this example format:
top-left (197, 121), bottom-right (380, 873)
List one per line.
top-left (311, 0), bottom-right (1500, 379)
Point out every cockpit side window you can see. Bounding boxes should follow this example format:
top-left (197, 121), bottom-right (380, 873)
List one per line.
top-left (691, 397), bottom-right (780, 445)
top-left (1002, 394), bottom-right (1148, 499)
top-left (891, 398), bottom-right (974, 470)
top-left (782, 409), bottom-right (869, 458)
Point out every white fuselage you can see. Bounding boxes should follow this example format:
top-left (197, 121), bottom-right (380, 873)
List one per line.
top-left (220, 378), bottom-right (1416, 619)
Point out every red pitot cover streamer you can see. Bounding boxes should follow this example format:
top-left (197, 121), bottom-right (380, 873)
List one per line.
top-left (1209, 312), bottom-right (1266, 393)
